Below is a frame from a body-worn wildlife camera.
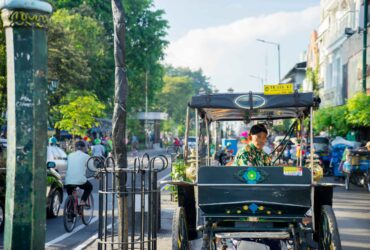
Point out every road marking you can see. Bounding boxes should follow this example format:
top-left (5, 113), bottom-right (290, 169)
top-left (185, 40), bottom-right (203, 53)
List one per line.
top-left (74, 223), bottom-right (113, 250)
top-left (45, 217), bottom-right (98, 247)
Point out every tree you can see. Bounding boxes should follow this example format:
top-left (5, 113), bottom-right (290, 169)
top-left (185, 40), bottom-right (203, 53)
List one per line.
top-left (346, 92), bottom-right (370, 127)
top-left (305, 67), bottom-right (320, 95)
top-left (314, 105), bottom-right (350, 137)
top-left (48, 9), bottom-right (113, 101)
top-left (55, 94), bottom-right (105, 137)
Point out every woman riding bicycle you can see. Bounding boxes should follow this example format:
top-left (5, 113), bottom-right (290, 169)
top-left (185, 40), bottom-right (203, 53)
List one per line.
top-left (64, 140), bottom-right (92, 206)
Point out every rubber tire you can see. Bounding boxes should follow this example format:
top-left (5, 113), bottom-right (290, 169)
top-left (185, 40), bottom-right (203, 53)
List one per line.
top-left (63, 196), bottom-right (77, 232)
top-left (47, 190), bottom-right (62, 218)
top-left (81, 194), bottom-right (94, 225)
top-left (318, 205), bottom-right (342, 250)
top-left (172, 207), bottom-right (189, 250)
top-left (345, 174), bottom-right (350, 190)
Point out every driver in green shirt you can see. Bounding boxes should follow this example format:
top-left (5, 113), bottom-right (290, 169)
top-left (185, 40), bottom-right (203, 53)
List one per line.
top-left (234, 124), bottom-right (272, 166)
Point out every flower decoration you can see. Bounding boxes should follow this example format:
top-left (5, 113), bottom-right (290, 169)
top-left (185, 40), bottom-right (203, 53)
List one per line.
top-left (240, 131), bottom-right (249, 143)
top-left (236, 167), bottom-right (268, 184)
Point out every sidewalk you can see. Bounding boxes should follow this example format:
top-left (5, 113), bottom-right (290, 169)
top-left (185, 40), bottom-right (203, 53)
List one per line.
top-left (82, 191), bottom-right (175, 250)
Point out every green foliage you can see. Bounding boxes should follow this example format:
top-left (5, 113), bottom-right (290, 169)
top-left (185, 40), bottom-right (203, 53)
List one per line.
top-left (305, 67), bottom-right (320, 95)
top-left (124, 0), bottom-right (169, 111)
top-left (346, 92), bottom-right (370, 127)
top-left (314, 105), bottom-right (350, 136)
top-left (55, 93), bottom-right (106, 137)
top-left (48, 9), bottom-right (113, 102)
top-left (167, 159), bottom-right (191, 199)
top-left (155, 67), bottom-right (213, 134)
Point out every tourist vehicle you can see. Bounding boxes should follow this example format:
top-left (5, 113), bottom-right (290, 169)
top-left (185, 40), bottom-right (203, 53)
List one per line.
top-left (164, 89), bottom-right (342, 249)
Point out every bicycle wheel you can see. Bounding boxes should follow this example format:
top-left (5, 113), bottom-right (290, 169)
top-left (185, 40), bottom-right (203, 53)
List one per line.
top-left (81, 194), bottom-right (94, 225)
top-left (63, 196), bottom-right (77, 232)
top-left (87, 156), bottom-right (104, 172)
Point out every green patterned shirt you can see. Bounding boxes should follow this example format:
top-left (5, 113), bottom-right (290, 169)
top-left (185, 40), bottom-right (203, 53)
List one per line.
top-left (234, 143), bottom-right (272, 166)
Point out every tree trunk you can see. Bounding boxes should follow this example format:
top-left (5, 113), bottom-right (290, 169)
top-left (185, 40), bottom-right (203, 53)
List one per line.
top-left (111, 0), bottom-right (128, 249)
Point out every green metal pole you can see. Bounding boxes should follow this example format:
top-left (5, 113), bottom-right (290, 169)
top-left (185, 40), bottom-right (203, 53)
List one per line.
top-left (0, 1), bottom-right (52, 249)
top-left (363, 0), bottom-right (368, 93)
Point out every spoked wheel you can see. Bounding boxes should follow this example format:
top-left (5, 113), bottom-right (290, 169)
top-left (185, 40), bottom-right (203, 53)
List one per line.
top-left (81, 194), bottom-right (94, 225)
top-left (63, 196), bottom-right (77, 232)
top-left (172, 207), bottom-right (189, 250)
top-left (345, 173), bottom-right (350, 190)
top-left (318, 205), bottom-right (342, 250)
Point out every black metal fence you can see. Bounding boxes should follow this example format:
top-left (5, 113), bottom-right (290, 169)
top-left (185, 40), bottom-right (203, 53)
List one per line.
top-left (96, 153), bottom-right (168, 250)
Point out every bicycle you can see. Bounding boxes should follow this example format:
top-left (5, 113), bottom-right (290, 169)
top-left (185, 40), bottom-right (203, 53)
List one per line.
top-left (166, 144), bottom-right (182, 154)
top-left (63, 186), bottom-right (94, 232)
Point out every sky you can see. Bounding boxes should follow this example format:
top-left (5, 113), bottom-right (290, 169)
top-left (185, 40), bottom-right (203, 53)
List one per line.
top-left (153, 0), bottom-right (321, 92)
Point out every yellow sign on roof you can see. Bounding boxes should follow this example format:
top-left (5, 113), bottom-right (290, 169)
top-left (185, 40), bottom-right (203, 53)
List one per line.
top-left (264, 83), bottom-right (294, 95)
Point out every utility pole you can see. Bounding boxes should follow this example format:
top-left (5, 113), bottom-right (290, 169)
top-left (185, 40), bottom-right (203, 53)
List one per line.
top-left (363, 0), bottom-right (368, 93)
top-left (0, 1), bottom-right (51, 249)
top-left (111, 0), bottom-right (129, 249)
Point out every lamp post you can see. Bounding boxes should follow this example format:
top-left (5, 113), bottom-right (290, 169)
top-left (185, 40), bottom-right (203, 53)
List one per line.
top-left (249, 74), bottom-right (264, 91)
top-left (257, 38), bottom-right (281, 83)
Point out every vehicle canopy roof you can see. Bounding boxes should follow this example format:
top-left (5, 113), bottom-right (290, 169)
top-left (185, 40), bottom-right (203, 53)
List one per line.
top-left (189, 92), bottom-right (319, 122)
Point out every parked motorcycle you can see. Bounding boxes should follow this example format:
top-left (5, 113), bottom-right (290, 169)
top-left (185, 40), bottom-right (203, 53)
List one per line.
top-left (342, 150), bottom-right (370, 192)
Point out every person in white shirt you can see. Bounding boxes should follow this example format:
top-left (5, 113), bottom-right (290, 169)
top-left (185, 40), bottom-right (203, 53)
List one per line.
top-left (65, 140), bottom-right (92, 206)
top-left (92, 138), bottom-right (106, 158)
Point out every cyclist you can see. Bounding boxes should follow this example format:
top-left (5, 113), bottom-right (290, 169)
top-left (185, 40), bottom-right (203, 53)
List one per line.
top-left (65, 140), bottom-right (92, 206)
top-left (173, 137), bottom-right (181, 152)
top-left (92, 138), bottom-right (105, 158)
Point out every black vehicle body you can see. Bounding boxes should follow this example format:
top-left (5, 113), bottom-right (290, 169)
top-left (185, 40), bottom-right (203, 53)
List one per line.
top-left (165, 92), bottom-right (342, 250)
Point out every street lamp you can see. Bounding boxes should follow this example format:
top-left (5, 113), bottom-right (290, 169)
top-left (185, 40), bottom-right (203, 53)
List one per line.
top-left (256, 38), bottom-right (281, 83)
top-left (249, 74), bottom-right (264, 91)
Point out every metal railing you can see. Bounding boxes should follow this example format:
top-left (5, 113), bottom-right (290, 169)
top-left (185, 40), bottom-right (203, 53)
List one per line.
top-left (95, 153), bottom-right (168, 250)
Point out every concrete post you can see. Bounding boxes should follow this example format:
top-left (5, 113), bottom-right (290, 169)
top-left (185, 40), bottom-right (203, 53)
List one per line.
top-left (0, 1), bottom-right (52, 249)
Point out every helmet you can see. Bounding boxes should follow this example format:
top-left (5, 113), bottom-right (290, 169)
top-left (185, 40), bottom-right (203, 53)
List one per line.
top-left (94, 138), bottom-right (101, 145)
top-left (49, 137), bottom-right (57, 145)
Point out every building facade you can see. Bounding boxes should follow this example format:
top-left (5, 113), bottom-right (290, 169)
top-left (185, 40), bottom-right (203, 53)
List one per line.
top-left (316, 0), bottom-right (370, 106)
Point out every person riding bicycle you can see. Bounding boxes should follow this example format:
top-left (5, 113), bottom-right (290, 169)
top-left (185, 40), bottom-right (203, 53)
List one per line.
top-left (65, 140), bottom-right (92, 206)
top-left (92, 138), bottom-right (105, 158)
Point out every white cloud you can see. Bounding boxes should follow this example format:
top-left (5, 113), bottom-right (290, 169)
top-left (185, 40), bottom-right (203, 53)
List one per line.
top-left (164, 6), bottom-right (320, 92)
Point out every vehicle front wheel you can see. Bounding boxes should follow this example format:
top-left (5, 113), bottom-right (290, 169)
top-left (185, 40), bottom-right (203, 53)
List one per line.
top-left (47, 190), bottom-right (62, 218)
top-left (172, 207), bottom-right (189, 250)
top-left (318, 205), bottom-right (342, 250)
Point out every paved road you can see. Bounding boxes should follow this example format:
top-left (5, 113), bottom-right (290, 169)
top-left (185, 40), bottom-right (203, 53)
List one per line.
top-left (333, 185), bottom-right (370, 250)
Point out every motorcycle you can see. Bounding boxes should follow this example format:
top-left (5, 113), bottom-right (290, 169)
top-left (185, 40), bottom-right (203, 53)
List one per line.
top-left (342, 149), bottom-right (370, 192)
